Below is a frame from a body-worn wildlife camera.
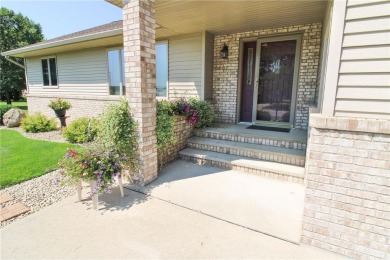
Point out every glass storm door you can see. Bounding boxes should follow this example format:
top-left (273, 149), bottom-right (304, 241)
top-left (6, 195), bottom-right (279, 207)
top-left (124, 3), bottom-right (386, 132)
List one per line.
top-left (252, 36), bottom-right (300, 127)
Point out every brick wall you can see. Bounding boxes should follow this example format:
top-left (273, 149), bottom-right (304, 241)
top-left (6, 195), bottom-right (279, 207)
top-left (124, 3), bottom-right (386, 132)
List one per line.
top-left (158, 115), bottom-right (193, 170)
top-left (27, 95), bottom-right (119, 125)
top-left (212, 23), bottom-right (322, 129)
top-left (302, 114), bottom-right (390, 259)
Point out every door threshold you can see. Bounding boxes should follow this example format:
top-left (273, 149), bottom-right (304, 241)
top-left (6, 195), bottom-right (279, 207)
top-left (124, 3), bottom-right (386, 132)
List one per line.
top-left (237, 122), bottom-right (252, 126)
top-left (252, 122), bottom-right (292, 129)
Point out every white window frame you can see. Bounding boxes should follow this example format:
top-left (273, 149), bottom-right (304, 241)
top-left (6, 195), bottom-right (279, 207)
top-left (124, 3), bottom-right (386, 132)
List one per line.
top-left (106, 47), bottom-right (125, 96)
top-left (156, 41), bottom-right (169, 99)
top-left (41, 56), bottom-right (58, 88)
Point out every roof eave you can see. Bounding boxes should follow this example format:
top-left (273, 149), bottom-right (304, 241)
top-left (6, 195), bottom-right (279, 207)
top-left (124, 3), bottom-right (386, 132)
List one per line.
top-left (1, 28), bottom-right (123, 57)
top-left (105, 0), bottom-right (122, 8)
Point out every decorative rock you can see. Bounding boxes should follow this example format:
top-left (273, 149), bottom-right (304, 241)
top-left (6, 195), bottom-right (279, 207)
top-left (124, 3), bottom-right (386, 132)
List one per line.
top-left (3, 109), bottom-right (25, 128)
top-left (0, 170), bottom-right (75, 228)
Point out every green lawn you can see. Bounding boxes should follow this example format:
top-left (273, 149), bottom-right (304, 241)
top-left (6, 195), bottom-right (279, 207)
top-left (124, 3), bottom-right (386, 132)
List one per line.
top-left (0, 100), bottom-right (28, 112)
top-left (0, 130), bottom-right (77, 188)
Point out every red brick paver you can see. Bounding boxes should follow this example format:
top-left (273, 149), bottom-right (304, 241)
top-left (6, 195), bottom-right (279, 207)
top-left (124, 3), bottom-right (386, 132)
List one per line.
top-left (0, 193), bottom-right (13, 204)
top-left (0, 203), bottom-right (30, 222)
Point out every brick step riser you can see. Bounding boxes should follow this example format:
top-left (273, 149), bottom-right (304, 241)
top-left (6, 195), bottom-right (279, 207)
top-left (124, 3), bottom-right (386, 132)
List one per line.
top-left (180, 154), bottom-right (304, 184)
top-left (187, 142), bottom-right (306, 167)
top-left (194, 130), bottom-right (307, 151)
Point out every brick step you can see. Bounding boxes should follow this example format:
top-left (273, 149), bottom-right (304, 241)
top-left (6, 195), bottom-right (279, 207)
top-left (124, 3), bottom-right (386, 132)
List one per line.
top-left (188, 137), bottom-right (306, 166)
top-left (179, 148), bottom-right (304, 183)
top-left (194, 127), bottom-right (307, 151)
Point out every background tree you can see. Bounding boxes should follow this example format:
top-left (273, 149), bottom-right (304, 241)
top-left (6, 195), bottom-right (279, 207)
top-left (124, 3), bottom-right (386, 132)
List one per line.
top-left (0, 7), bottom-right (44, 104)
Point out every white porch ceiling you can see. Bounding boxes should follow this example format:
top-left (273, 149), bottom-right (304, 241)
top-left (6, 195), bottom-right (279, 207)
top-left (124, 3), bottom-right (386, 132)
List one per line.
top-left (108, 0), bottom-right (328, 38)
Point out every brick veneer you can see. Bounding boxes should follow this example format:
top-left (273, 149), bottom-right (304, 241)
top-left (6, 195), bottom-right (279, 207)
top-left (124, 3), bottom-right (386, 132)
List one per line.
top-left (187, 141), bottom-right (305, 167)
top-left (27, 95), bottom-right (119, 124)
top-left (194, 128), bottom-right (307, 151)
top-left (302, 114), bottom-right (390, 259)
top-left (212, 23), bottom-right (322, 129)
top-left (123, 0), bottom-right (158, 185)
top-left (158, 115), bottom-right (193, 170)
top-left (180, 154), bottom-right (304, 184)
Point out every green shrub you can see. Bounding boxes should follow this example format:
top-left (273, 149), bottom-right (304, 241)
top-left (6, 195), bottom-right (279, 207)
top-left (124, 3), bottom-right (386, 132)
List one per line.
top-left (188, 97), bottom-right (216, 128)
top-left (48, 98), bottom-right (71, 110)
top-left (0, 105), bottom-right (13, 124)
top-left (97, 98), bottom-right (137, 169)
top-left (62, 117), bottom-right (99, 143)
top-left (156, 100), bottom-right (176, 150)
top-left (169, 97), bottom-right (216, 128)
top-left (21, 113), bottom-right (57, 133)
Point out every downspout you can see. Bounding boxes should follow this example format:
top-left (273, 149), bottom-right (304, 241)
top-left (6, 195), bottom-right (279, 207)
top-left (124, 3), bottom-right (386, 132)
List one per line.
top-left (4, 55), bottom-right (25, 69)
top-left (4, 55), bottom-right (28, 94)
top-left (24, 58), bottom-right (29, 94)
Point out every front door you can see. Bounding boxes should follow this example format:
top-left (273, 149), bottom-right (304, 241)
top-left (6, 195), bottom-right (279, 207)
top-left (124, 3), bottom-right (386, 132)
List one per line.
top-left (252, 35), bottom-right (301, 127)
top-left (240, 42), bottom-right (256, 122)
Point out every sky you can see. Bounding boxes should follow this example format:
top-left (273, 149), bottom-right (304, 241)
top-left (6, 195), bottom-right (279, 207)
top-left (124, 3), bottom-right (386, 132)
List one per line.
top-left (1, 0), bottom-right (122, 40)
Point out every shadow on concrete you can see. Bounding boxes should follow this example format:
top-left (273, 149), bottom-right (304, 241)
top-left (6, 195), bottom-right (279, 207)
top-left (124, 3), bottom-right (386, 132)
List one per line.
top-left (124, 159), bottom-right (227, 197)
top-left (125, 159), bottom-right (306, 243)
top-left (148, 160), bottom-right (225, 190)
top-left (79, 185), bottom-right (149, 213)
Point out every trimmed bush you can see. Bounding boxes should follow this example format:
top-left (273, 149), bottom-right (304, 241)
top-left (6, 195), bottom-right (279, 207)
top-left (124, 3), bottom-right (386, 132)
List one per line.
top-left (0, 105), bottom-right (13, 125)
top-left (21, 113), bottom-right (57, 133)
top-left (170, 97), bottom-right (215, 128)
top-left (156, 100), bottom-right (175, 150)
top-left (97, 98), bottom-right (137, 169)
top-left (62, 117), bottom-right (99, 143)
top-left (188, 97), bottom-right (216, 128)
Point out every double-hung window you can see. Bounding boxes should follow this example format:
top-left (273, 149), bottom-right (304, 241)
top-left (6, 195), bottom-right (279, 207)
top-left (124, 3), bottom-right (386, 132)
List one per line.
top-left (107, 48), bottom-right (125, 96)
top-left (156, 42), bottom-right (168, 97)
top-left (41, 57), bottom-right (58, 87)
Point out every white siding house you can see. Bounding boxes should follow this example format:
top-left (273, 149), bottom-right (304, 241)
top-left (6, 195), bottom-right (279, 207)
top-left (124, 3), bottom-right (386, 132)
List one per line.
top-left (2, 1), bottom-right (390, 257)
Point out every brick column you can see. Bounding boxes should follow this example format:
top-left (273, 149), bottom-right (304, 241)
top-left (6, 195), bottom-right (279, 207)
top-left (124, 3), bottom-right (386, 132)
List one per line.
top-left (122, 0), bottom-right (157, 185)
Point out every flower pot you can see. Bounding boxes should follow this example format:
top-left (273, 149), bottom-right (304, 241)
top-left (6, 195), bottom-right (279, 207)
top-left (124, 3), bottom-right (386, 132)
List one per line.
top-left (54, 109), bottom-right (66, 118)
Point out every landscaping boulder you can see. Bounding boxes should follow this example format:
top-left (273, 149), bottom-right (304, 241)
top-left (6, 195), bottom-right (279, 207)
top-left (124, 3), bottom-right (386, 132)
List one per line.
top-left (3, 109), bottom-right (25, 128)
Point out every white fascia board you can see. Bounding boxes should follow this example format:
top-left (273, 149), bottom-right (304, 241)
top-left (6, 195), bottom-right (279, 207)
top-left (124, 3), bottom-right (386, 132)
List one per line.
top-left (1, 28), bottom-right (123, 57)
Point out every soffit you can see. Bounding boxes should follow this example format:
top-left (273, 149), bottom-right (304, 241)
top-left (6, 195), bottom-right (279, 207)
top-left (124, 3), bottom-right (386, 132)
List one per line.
top-left (108, 0), bottom-right (327, 38)
top-left (156, 1), bottom-right (327, 37)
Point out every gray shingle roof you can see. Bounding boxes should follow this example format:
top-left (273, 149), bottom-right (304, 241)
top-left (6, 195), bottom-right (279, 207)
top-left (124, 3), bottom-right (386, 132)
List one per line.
top-left (27, 20), bottom-right (123, 48)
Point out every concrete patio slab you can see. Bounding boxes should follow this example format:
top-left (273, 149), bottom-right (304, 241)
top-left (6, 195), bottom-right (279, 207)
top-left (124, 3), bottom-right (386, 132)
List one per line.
top-left (130, 160), bottom-right (305, 243)
top-left (0, 184), bottom-right (345, 259)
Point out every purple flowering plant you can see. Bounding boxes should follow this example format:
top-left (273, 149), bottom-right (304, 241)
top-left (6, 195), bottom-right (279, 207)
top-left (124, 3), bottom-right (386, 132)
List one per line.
top-left (170, 97), bottom-right (198, 126)
top-left (58, 145), bottom-right (126, 194)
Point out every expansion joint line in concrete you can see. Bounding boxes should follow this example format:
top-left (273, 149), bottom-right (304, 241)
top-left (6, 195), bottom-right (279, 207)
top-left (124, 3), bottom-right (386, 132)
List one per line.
top-left (124, 186), bottom-right (299, 245)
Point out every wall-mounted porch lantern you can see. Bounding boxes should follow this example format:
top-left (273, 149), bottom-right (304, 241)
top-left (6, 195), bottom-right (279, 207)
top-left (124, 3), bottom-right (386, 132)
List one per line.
top-left (220, 43), bottom-right (229, 59)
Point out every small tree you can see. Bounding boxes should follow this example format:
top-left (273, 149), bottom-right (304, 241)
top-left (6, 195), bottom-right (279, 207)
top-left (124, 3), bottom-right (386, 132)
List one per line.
top-left (0, 7), bottom-right (44, 104)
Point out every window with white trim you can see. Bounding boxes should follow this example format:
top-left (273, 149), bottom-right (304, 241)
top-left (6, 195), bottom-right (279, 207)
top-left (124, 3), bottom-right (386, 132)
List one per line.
top-left (41, 57), bottom-right (58, 86)
top-left (156, 42), bottom-right (168, 97)
top-left (107, 48), bottom-right (125, 96)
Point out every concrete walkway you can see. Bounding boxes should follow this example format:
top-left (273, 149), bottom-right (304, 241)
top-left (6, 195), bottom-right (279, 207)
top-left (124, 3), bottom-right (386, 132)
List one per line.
top-left (132, 160), bottom-right (305, 243)
top-left (1, 161), bottom-right (346, 259)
